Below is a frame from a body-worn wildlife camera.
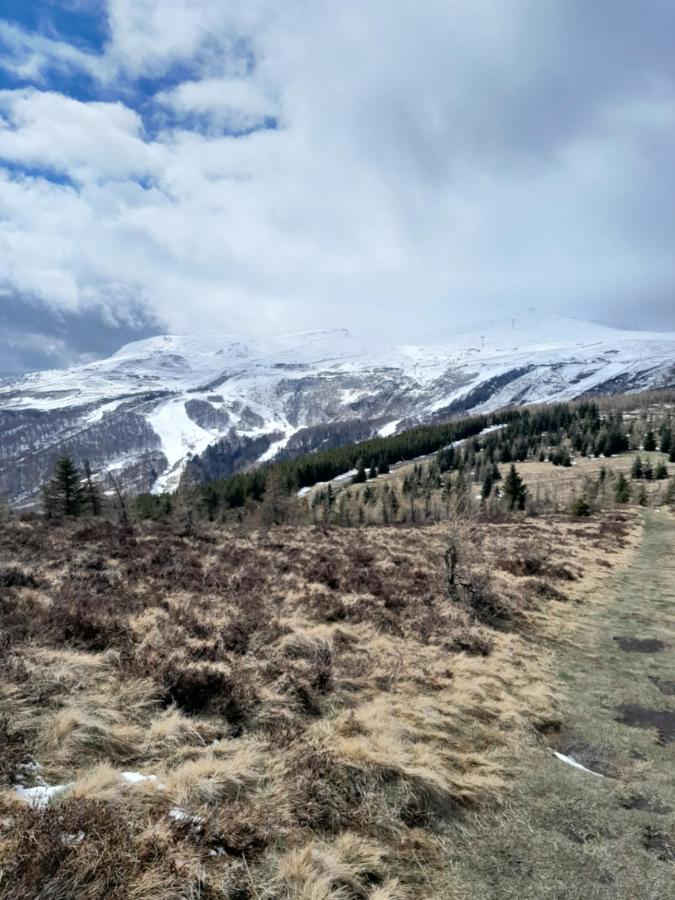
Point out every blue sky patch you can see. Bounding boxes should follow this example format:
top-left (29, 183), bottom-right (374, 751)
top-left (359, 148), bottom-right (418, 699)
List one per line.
top-left (0, 0), bottom-right (109, 53)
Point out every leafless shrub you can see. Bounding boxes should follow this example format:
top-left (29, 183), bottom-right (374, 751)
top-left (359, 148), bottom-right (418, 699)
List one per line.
top-left (0, 566), bottom-right (40, 588)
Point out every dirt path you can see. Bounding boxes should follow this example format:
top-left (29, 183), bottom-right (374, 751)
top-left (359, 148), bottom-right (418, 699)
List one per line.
top-left (440, 509), bottom-right (675, 899)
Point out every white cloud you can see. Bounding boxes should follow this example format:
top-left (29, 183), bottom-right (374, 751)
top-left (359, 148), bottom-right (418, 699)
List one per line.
top-left (0, 0), bottom-right (674, 351)
top-left (157, 77), bottom-right (279, 133)
top-left (0, 90), bottom-right (164, 182)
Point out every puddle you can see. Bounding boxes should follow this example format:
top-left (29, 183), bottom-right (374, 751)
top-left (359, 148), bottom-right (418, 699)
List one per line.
top-left (622, 796), bottom-right (672, 815)
top-left (650, 676), bottom-right (675, 697)
top-left (615, 704), bottom-right (675, 744)
top-left (644, 826), bottom-right (675, 862)
top-left (613, 637), bottom-right (666, 653)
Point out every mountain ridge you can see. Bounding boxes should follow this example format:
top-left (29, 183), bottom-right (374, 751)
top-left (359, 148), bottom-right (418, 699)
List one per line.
top-left (1, 313), bottom-right (673, 506)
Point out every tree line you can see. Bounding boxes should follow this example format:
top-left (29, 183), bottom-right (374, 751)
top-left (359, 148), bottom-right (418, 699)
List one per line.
top-left (36, 398), bottom-right (674, 522)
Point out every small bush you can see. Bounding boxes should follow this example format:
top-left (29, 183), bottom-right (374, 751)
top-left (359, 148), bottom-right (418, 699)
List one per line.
top-left (463, 573), bottom-right (514, 627)
top-left (157, 659), bottom-right (258, 726)
top-left (570, 496), bottom-right (592, 517)
top-left (0, 567), bottom-right (39, 588)
top-left (498, 554), bottom-right (545, 577)
top-left (2, 798), bottom-right (202, 900)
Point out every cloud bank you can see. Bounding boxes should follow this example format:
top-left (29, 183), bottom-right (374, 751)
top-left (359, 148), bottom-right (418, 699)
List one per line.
top-left (0, 1), bottom-right (674, 371)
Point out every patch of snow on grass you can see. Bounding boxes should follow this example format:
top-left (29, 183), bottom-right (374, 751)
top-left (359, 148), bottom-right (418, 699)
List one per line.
top-left (120, 771), bottom-right (159, 785)
top-left (15, 783), bottom-right (71, 807)
top-left (552, 750), bottom-right (604, 777)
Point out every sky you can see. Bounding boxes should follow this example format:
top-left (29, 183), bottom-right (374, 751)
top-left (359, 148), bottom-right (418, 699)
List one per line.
top-left (0, 1), bottom-right (674, 375)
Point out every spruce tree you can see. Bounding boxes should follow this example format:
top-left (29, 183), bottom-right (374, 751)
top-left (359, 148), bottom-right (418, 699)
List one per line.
top-left (502, 464), bottom-right (527, 510)
top-left (643, 430), bottom-right (657, 452)
top-left (43, 456), bottom-right (85, 518)
top-left (614, 473), bottom-right (630, 504)
top-left (631, 456), bottom-right (643, 479)
top-left (352, 460), bottom-right (367, 485)
top-left (655, 462), bottom-right (668, 480)
top-left (658, 424), bottom-right (672, 454)
top-left (481, 470), bottom-right (494, 500)
top-left (571, 495), bottom-right (591, 517)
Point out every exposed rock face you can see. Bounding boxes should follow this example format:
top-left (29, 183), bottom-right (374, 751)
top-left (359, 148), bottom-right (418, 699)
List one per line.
top-left (1, 314), bottom-right (673, 506)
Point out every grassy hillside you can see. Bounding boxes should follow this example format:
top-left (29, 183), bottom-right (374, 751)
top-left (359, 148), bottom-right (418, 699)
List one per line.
top-left (0, 391), bottom-right (674, 898)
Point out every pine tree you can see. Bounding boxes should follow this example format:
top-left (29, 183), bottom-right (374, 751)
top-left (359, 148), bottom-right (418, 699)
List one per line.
top-left (352, 460), bottom-right (367, 484)
top-left (481, 470), bottom-right (494, 500)
top-left (614, 473), bottom-right (630, 504)
top-left (43, 456), bottom-right (85, 518)
top-left (324, 484), bottom-right (335, 520)
top-left (659, 424), bottom-right (672, 454)
top-left (571, 495), bottom-right (591, 517)
top-left (643, 430), bottom-right (657, 452)
top-left (631, 456), bottom-right (644, 479)
top-left (502, 464), bottom-right (527, 510)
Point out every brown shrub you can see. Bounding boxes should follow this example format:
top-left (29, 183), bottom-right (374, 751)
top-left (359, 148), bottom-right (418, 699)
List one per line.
top-left (0, 798), bottom-right (208, 900)
top-left (462, 573), bottom-right (516, 628)
top-left (155, 660), bottom-right (258, 727)
top-left (497, 554), bottom-right (546, 577)
top-left (0, 714), bottom-right (26, 785)
top-left (0, 567), bottom-right (40, 589)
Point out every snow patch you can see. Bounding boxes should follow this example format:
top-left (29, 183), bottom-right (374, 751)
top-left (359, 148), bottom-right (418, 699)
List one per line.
top-left (14, 770), bottom-right (161, 808)
top-left (378, 420), bottom-right (400, 437)
top-left (552, 751), bottom-right (604, 777)
top-left (120, 771), bottom-right (159, 785)
top-left (15, 783), bottom-right (70, 807)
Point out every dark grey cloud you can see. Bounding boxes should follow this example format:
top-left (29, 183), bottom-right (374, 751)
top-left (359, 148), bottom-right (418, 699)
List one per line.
top-left (0, 294), bottom-right (164, 376)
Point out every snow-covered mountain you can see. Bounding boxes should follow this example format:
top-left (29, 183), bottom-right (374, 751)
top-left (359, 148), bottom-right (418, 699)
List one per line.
top-left (1, 313), bottom-right (673, 505)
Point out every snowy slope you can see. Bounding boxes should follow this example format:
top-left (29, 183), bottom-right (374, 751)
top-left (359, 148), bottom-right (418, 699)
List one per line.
top-left (1, 314), bottom-right (673, 505)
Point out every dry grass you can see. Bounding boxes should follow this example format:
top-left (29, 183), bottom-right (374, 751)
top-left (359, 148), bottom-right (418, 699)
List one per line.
top-left (0, 504), bottom-right (637, 897)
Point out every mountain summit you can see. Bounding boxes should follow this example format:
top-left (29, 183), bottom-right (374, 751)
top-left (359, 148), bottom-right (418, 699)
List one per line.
top-left (1, 315), bottom-right (673, 505)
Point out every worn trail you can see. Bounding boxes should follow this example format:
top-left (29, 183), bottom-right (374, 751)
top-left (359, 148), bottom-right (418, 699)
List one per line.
top-left (442, 510), bottom-right (675, 899)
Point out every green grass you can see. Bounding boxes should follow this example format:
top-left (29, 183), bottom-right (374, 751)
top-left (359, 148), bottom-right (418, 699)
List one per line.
top-left (437, 510), bottom-right (675, 899)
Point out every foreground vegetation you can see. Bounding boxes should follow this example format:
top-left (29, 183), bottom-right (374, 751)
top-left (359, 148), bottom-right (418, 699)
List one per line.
top-left (2, 489), bottom-right (667, 897)
top-left (1, 392), bottom-right (673, 897)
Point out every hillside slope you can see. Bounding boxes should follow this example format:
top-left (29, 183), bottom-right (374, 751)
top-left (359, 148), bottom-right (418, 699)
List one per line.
top-left (1, 313), bottom-right (673, 504)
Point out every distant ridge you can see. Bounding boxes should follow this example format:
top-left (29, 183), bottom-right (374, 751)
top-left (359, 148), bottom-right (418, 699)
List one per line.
top-left (1, 313), bottom-right (673, 505)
